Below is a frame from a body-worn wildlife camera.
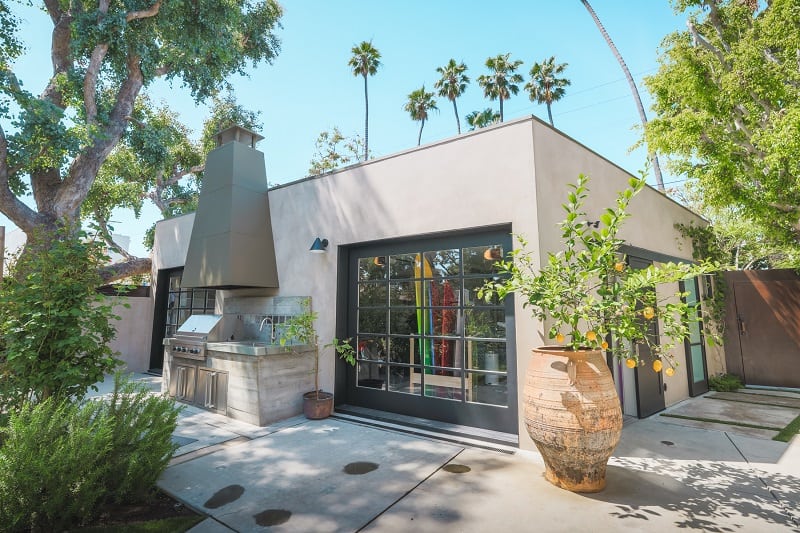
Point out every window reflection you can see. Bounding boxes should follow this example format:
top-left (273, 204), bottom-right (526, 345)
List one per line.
top-left (354, 241), bottom-right (508, 405)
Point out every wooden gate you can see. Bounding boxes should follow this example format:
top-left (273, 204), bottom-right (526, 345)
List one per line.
top-left (724, 270), bottom-right (800, 388)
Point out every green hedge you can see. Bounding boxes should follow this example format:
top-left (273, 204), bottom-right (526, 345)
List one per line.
top-left (0, 375), bottom-right (182, 532)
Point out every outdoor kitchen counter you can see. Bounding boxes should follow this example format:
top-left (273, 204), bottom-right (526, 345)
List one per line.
top-left (164, 343), bottom-right (316, 426)
top-left (206, 341), bottom-right (312, 357)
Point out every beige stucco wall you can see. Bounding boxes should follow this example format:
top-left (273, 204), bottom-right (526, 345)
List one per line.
top-left (107, 295), bottom-right (154, 372)
top-left (267, 119), bottom-right (541, 448)
top-left (530, 121), bottom-right (707, 412)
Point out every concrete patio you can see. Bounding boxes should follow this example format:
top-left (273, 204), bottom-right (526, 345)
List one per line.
top-left (97, 375), bottom-right (800, 532)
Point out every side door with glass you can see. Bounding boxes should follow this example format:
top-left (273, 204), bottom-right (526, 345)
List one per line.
top-left (681, 277), bottom-right (709, 396)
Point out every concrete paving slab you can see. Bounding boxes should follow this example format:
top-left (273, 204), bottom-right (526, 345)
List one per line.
top-left (159, 419), bottom-right (463, 532)
top-left (711, 391), bottom-right (800, 409)
top-left (663, 396), bottom-right (798, 429)
top-left (364, 446), bottom-right (798, 532)
top-left (740, 387), bottom-right (800, 400)
top-left (658, 414), bottom-right (779, 439)
top-left (614, 418), bottom-right (752, 462)
top-left (728, 433), bottom-right (792, 465)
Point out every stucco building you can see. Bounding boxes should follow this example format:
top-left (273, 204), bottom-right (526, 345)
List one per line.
top-left (145, 116), bottom-right (721, 450)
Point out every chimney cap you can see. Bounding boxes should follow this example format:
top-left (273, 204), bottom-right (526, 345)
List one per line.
top-left (214, 125), bottom-right (264, 149)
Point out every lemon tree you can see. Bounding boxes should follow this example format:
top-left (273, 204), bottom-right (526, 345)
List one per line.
top-left (481, 174), bottom-right (718, 372)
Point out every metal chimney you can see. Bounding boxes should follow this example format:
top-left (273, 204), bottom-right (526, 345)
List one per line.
top-left (181, 125), bottom-right (279, 289)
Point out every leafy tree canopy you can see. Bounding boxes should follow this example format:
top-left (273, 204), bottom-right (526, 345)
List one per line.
top-left (645, 0), bottom-right (800, 254)
top-left (0, 0), bottom-right (282, 281)
top-left (308, 127), bottom-right (365, 176)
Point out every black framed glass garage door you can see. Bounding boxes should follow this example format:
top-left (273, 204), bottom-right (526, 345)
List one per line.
top-left (343, 229), bottom-right (517, 434)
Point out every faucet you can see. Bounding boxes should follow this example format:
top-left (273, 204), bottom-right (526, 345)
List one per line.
top-left (259, 316), bottom-right (275, 343)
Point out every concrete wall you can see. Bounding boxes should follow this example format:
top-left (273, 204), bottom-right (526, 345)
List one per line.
top-left (107, 295), bottom-right (154, 372)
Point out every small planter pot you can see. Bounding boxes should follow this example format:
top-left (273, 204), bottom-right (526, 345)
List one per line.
top-left (524, 346), bottom-right (623, 492)
top-left (303, 391), bottom-right (334, 419)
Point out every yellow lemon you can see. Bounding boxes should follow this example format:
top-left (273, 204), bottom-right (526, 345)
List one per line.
top-left (665, 367), bottom-right (675, 377)
top-left (585, 331), bottom-right (597, 342)
top-left (614, 262), bottom-right (625, 272)
top-left (643, 307), bottom-right (655, 320)
top-left (652, 359), bottom-right (663, 373)
top-left (601, 341), bottom-right (609, 350)
top-left (625, 358), bottom-right (637, 369)
top-left (555, 333), bottom-right (565, 343)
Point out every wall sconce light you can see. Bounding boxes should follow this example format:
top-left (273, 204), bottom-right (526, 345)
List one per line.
top-left (310, 237), bottom-right (329, 253)
top-left (585, 220), bottom-right (600, 228)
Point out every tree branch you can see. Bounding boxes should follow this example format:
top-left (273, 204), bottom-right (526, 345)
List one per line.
top-left (56, 55), bottom-right (145, 220)
top-left (99, 256), bottom-right (152, 283)
top-left (127, 0), bottom-right (162, 22)
top-left (84, 43), bottom-right (110, 124)
top-left (702, 0), bottom-right (732, 52)
top-left (0, 126), bottom-right (48, 233)
top-left (41, 1), bottom-right (72, 108)
top-left (687, 21), bottom-right (729, 69)
top-left (93, 211), bottom-right (134, 260)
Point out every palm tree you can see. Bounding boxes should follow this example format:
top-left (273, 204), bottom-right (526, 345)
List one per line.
top-left (348, 41), bottom-right (381, 160)
top-left (465, 108), bottom-right (500, 130)
top-left (404, 86), bottom-right (438, 146)
top-left (476, 53), bottom-right (524, 122)
top-left (434, 59), bottom-right (469, 134)
top-left (525, 56), bottom-right (571, 127)
top-left (580, 0), bottom-right (665, 192)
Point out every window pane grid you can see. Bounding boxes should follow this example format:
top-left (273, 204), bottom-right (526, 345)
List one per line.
top-left (352, 245), bottom-right (508, 404)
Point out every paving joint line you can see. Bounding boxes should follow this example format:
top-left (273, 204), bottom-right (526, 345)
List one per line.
top-left (354, 448), bottom-right (466, 532)
top-left (727, 432), bottom-right (800, 528)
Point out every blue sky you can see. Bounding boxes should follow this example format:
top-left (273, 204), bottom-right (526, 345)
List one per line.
top-left (4, 1), bottom-right (688, 257)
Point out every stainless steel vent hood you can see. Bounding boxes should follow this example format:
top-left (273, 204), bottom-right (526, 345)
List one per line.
top-left (181, 125), bottom-right (279, 289)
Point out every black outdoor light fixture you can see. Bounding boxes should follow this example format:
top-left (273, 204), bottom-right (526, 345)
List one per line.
top-left (586, 220), bottom-right (600, 228)
top-left (310, 237), bottom-right (329, 253)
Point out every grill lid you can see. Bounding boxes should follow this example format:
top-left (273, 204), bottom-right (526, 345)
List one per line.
top-left (176, 314), bottom-right (223, 340)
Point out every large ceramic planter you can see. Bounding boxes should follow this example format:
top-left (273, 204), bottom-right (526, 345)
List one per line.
top-left (303, 391), bottom-right (334, 419)
top-left (524, 346), bottom-right (623, 492)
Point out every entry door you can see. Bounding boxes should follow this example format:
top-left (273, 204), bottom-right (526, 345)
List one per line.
top-left (629, 256), bottom-right (666, 418)
top-left (344, 229), bottom-right (518, 434)
top-left (733, 279), bottom-right (800, 388)
top-left (681, 277), bottom-right (709, 396)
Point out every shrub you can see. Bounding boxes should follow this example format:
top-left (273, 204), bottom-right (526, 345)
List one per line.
top-left (708, 373), bottom-right (743, 392)
top-left (0, 375), bottom-right (182, 531)
top-left (0, 228), bottom-right (121, 411)
top-left (99, 374), bottom-right (183, 504)
top-left (0, 399), bottom-right (112, 531)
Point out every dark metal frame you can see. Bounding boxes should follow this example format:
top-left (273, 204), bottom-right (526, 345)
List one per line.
top-left (335, 226), bottom-right (518, 434)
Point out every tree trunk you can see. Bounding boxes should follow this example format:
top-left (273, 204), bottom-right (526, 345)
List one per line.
top-left (547, 102), bottom-right (554, 126)
top-left (363, 74), bottom-right (369, 160)
top-left (417, 119), bottom-right (424, 146)
top-left (453, 99), bottom-right (461, 134)
top-left (581, 0), bottom-right (666, 192)
top-left (499, 96), bottom-right (504, 122)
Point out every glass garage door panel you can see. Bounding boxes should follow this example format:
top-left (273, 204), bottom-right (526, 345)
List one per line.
top-left (346, 232), bottom-right (518, 434)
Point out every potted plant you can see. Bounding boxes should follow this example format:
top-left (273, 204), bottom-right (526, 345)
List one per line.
top-left (279, 298), bottom-right (356, 419)
top-left (481, 174), bottom-right (716, 492)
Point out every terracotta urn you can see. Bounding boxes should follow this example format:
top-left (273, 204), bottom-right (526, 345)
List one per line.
top-left (524, 346), bottom-right (623, 492)
top-left (303, 391), bottom-right (334, 419)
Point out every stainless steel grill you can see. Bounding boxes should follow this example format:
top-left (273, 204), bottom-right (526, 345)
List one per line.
top-left (167, 314), bottom-right (223, 360)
